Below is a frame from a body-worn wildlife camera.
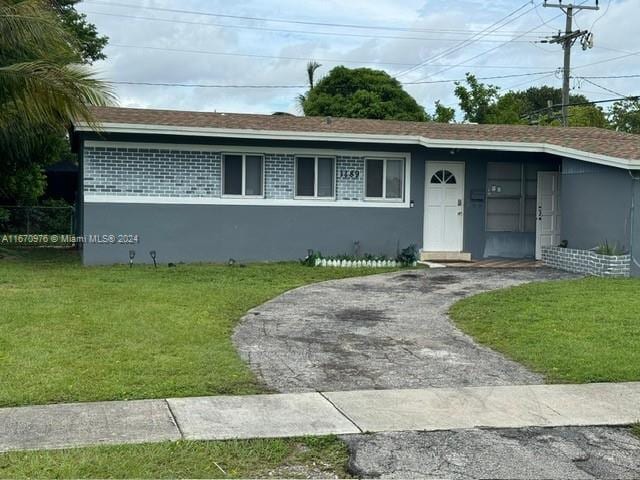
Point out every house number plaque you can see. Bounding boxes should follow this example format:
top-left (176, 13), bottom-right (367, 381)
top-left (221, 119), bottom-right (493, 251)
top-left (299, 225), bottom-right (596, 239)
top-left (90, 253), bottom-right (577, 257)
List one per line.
top-left (339, 170), bottom-right (360, 179)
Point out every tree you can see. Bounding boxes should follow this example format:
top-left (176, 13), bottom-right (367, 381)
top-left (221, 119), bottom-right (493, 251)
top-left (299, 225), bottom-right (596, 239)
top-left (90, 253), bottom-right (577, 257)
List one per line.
top-left (608, 99), bottom-right (640, 134)
top-left (51, 0), bottom-right (108, 64)
top-left (453, 75), bottom-right (607, 127)
top-left (301, 66), bottom-right (427, 121)
top-left (306, 61), bottom-right (321, 89)
top-left (0, 0), bottom-right (113, 204)
top-left (432, 100), bottom-right (455, 123)
top-left (453, 73), bottom-right (500, 123)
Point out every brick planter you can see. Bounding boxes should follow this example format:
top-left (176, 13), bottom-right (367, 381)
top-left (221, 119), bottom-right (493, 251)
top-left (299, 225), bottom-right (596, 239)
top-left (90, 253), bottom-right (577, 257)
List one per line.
top-left (541, 246), bottom-right (631, 277)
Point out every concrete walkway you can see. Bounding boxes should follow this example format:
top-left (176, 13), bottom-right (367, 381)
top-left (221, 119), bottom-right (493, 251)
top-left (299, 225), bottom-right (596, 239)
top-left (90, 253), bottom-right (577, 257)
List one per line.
top-left (1, 382), bottom-right (639, 453)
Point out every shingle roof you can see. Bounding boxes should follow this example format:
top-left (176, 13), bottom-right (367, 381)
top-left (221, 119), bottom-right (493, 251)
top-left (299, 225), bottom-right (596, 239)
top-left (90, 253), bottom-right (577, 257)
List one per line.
top-left (81, 106), bottom-right (640, 164)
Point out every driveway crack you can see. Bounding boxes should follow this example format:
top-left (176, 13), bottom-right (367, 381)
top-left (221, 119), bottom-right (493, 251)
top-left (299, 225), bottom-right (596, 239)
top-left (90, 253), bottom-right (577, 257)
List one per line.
top-left (317, 391), bottom-right (364, 433)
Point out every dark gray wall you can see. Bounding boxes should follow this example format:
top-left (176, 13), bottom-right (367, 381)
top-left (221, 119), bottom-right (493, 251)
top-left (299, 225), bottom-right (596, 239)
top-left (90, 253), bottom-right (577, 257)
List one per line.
top-left (82, 202), bottom-right (423, 265)
top-left (79, 135), bottom-right (427, 265)
top-left (77, 130), bottom-right (566, 264)
top-left (425, 149), bottom-right (559, 259)
top-left (561, 158), bottom-right (633, 252)
top-left (631, 172), bottom-right (640, 276)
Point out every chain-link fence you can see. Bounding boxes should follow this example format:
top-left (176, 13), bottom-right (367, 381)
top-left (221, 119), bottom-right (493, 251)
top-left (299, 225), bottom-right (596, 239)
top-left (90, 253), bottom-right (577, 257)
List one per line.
top-left (0, 205), bottom-right (75, 235)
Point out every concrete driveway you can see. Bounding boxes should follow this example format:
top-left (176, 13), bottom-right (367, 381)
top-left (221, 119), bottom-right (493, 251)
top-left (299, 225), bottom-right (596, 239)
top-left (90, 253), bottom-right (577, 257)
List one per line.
top-left (232, 268), bottom-right (640, 479)
top-left (233, 268), bottom-right (573, 393)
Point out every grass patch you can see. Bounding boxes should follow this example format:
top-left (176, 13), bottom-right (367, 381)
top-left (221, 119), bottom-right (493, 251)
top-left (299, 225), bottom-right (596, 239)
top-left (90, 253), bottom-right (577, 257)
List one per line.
top-left (0, 436), bottom-right (351, 479)
top-left (0, 248), bottom-right (394, 407)
top-left (450, 277), bottom-right (640, 383)
top-left (632, 424), bottom-right (640, 439)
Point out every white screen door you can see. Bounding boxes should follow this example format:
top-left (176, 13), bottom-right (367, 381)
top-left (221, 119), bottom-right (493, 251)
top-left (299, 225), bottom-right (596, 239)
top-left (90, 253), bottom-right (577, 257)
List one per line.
top-left (535, 171), bottom-right (561, 259)
top-left (424, 162), bottom-right (465, 252)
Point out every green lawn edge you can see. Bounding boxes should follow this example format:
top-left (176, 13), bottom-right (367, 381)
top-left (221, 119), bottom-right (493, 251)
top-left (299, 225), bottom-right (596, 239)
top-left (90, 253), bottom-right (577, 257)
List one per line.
top-left (0, 436), bottom-right (351, 479)
top-left (0, 248), bottom-right (401, 407)
top-left (449, 276), bottom-right (640, 384)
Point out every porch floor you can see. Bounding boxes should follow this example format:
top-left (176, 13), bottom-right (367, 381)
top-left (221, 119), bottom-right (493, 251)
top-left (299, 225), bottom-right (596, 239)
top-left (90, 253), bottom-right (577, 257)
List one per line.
top-left (429, 258), bottom-right (543, 268)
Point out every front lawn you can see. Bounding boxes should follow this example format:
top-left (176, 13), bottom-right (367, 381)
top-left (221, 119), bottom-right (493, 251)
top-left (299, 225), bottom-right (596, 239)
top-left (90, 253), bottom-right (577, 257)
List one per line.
top-left (0, 248), bottom-right (392, 407)
top-left (450, 277), bottom-right (640, 383)
top-left (0, 436), bottom-right (350, 479)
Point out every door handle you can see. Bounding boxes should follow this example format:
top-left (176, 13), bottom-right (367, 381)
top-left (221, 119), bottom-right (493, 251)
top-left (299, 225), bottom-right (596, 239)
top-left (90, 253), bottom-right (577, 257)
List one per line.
top-left (538, 206), bottom-right (542, 221)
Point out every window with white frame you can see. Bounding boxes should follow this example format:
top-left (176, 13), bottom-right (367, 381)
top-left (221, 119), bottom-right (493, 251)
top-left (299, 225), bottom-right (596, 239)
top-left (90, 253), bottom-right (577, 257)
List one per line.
top-left (295, 156), bottom-right (335, 198)
top-left (365, 158), bottom-right (404, 200)
top-left (223, 154), bottom-right (264, 196)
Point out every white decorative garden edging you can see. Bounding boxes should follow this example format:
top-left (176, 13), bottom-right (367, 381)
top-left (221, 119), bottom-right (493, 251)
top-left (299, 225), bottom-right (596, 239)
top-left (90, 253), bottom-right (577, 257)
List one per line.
top-left (541, 246), bottom-right (631, 277)
top-left (314, 258), bottom-right (414, 268)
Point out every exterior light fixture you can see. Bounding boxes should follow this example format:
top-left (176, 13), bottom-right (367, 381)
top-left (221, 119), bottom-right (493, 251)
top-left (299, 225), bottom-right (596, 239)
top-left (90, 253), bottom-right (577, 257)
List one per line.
top-left (128, 250), bottom-right (135, 268)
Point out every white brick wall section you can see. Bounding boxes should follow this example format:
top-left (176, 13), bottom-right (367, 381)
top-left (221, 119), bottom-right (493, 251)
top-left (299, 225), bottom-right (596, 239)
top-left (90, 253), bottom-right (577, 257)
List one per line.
top-left (84, 147), bottom-right (373, 202)
top-left (541, 246), bottom-right (631, 277)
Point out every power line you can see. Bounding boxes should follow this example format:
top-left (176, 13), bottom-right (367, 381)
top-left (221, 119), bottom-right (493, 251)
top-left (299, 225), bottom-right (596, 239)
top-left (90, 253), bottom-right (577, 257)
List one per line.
top-left (107, 43), bottom-right (549, 70)
top-left (109, 71), bottom-right (560, 89)
top-left (573, 49), bottom-right (640, 70)
top-left (505, 72), bottom-right (557, 89)
top-left (582, 73), bottom-right (640, 79)
top-left (395, 1), bottom-right (537, 78)
top-left (82, 0), bottom-right (551, 37)
top-left (403, 70), bottom-right (557, 85)
top-left (111, 81), bottom-right (306, 88)
top-left (410, 2), bottom-right (582, 83)
top-left (579, 78), bottom-right (629, 98)
top-left (108, 71), bottom-right (640, 90)
top-left (82, 10), bottom-right (547, 43)
top-left (108, 44), bottom-right (417, 67)
top-left (522, 96), bottom-right (639, 118)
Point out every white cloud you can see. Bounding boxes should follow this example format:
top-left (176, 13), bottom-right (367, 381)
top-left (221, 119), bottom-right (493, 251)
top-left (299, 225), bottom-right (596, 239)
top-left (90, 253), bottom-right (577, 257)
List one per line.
top-left (79, 0), bottom-right (640, 116)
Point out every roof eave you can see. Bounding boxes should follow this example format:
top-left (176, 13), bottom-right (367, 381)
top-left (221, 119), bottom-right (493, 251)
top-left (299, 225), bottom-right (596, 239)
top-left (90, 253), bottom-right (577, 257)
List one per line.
top-left (72, 122), bottom-right (639, 170)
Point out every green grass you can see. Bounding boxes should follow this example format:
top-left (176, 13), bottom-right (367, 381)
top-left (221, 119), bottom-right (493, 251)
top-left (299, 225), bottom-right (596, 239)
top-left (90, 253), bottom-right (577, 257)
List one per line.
top-left (0, 436), bottom-right (351, 479)
top-left (0, 248), bottom-right (394, 407)
top-left (632, 424), bottom-right (640, 439)
top-left (450, 277), bottom-right (640, 383)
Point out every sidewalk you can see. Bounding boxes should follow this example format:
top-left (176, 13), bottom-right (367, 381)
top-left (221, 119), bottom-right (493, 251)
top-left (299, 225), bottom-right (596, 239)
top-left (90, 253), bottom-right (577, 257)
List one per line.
top-left (2, 382), bottom-right (639, 453)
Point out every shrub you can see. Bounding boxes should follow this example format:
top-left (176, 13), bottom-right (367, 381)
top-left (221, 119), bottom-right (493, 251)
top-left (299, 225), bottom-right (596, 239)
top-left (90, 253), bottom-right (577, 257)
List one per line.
top-left (396, 244), bottom-right (418, 265)
top-left (595, 240), bottom-right (625, 256)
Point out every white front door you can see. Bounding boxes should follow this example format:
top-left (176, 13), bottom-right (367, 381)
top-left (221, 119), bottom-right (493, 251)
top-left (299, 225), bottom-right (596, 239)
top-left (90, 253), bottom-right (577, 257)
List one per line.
top-left (424, 162), bottom-right (465, 252)
top-left (535, 171), bottom-right (561, 260)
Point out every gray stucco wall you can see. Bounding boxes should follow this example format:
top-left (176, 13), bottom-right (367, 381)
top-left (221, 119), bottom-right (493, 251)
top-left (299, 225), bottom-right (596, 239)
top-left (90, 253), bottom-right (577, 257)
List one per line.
top-left (425, 149), bottom-right (559, 259)
top-left (82, 149), bottom-right (425, 265)
top-left (561, 158), bottom-right (633, 252)
top-left (631, 172), bottom-right (640, 276)
top-left (82, 202), bottom-right (423, 265)
top-left (76, 131), bottom-right (565, 264)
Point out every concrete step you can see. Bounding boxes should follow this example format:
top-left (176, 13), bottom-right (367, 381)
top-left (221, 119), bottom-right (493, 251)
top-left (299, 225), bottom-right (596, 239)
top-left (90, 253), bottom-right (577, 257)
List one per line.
top-left (420, 251), bottom-right (472, 262)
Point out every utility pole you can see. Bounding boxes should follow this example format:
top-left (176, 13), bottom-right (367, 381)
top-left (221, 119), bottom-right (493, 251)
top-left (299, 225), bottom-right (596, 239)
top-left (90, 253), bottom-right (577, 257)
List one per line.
top-left (542, 1), bottom-right (599, 126)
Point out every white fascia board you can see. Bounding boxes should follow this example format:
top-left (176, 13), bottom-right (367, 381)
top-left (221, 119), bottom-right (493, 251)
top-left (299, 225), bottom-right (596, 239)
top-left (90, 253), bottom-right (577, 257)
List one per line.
top-left (75, 122), bottom-right (639, 170)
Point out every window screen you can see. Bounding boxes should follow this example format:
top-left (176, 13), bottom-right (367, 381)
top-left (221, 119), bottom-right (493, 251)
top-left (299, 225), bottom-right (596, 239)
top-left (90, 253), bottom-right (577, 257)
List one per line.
top-left (366, 159), bottom-right (384, 198)
top-left (296, 157), bottom-right (315, 196)
top-left (317, 157), bottom-right (334, 197)
top-left (245, 155), bottom-right (263, 196)
top-left (223, 154), bottom-right (243, 195)
top-left (385, 159), bottom-right (404, 199)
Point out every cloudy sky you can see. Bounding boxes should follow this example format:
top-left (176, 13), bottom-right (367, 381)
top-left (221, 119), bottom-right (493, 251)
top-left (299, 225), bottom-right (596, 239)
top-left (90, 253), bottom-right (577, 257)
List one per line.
top-left (77, 0), bottom-right (639, 118)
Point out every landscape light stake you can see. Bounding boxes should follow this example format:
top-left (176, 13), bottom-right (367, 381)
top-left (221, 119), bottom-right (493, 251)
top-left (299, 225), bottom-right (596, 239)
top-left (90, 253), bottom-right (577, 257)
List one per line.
top-left (129, 250), bottom-right (135, 268)
top-left (149, 250), bottom-right (157, 268)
